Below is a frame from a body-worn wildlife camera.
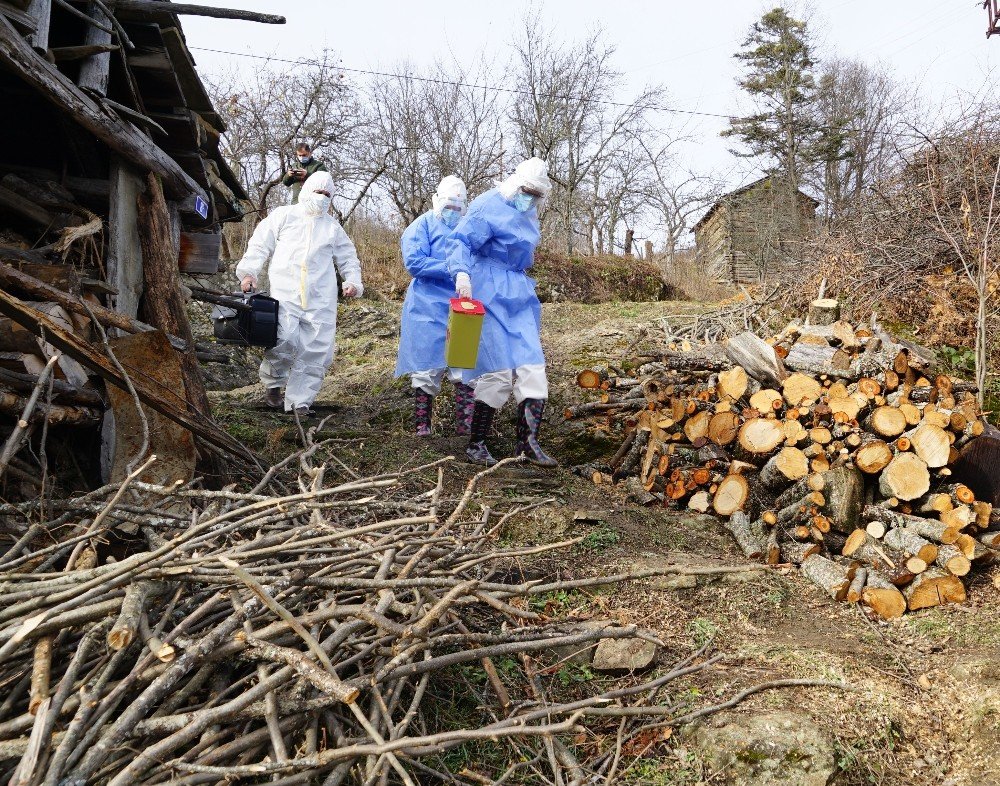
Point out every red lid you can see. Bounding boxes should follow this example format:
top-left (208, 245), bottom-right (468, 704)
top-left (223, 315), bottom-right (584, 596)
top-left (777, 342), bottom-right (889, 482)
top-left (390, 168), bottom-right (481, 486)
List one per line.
top-left (450, 298), bottom-right (486, 316)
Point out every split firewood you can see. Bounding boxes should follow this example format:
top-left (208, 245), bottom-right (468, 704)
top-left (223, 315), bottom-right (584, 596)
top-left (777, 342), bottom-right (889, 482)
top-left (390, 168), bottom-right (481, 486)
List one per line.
top-left (934, 545), bottom-right (972, 577)
top-left (882, 528), bottom-right (938, 564)
top-left (862, 506), bottom-right (960, 544)
top-left (904, 568), bottom-right (966, 610)
top-left (724, 510), bottom-right (764, 558)
top-left (801, 554), bottom-right (855, 600)
top-left (846, 567), bottom-right (868, 603)
top-left (861, 571), bottom-right (907, 620)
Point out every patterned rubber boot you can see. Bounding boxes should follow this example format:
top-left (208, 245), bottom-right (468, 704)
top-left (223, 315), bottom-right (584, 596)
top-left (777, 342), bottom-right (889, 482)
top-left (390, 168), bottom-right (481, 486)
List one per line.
top-left (414, 389), bottom-right (433, 437)
top-left (454, 382), bottom-right (475, 436)
top-left (466, 401), bottom-right (498, 466)
top-left (515, 399), bottom-right (558, 467)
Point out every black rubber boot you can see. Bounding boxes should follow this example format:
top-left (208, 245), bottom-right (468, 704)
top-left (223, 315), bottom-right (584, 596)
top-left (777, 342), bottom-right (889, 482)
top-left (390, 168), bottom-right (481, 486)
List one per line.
top-left (466, 401), bottom-right (498, 466)
top-left (515, 399), bottom-right (558, 467)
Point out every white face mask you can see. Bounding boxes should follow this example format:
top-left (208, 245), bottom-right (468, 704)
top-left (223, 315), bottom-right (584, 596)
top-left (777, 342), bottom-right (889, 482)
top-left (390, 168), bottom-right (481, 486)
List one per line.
top-left (302, 192), bottom-right (331, 215)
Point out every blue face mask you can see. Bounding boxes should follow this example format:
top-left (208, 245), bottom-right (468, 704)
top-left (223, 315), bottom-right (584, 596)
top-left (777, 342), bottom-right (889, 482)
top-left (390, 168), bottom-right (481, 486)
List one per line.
top-left (440, 207), bottom-right (461, 228)
top-left (512, 192), bottom-right (536, 213)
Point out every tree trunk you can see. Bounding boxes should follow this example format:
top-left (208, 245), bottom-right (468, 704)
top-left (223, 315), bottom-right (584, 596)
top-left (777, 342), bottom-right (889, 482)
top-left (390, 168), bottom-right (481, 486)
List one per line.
top-left (136, 173), bottom-right (223, 480)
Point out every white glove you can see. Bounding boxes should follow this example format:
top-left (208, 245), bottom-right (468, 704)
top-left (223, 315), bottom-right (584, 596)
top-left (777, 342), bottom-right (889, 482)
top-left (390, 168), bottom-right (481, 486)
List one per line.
top-left (455, 272), bottom-right (472, 299)
top-left (342, 282), bottom-right (359, 298)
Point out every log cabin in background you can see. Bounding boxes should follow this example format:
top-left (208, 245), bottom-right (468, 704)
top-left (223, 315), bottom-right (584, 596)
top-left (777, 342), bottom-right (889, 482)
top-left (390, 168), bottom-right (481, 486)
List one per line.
top-left (692, 176), bottom-right (819, 284)
top-left (0, 1), bottom-right (283, 493)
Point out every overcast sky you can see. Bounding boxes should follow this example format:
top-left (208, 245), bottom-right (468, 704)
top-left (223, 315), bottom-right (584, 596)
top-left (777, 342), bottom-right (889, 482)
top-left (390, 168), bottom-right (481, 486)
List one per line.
top-left (182, 1), bottom-right (999, 190)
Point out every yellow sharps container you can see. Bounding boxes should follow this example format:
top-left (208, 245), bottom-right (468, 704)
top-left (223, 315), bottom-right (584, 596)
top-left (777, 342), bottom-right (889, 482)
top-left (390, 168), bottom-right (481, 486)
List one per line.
top-left (445, 298), bottom-right (486, 369)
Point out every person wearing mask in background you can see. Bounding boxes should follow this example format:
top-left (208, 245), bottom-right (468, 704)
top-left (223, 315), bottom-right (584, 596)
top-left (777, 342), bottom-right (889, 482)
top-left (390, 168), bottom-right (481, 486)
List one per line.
top-left (236, 171), bottom-right (363, 417)
top-left (395, 176), bottom-right (477, 436)
top-left (282, 142), bottom-right (327, 204)
top-left (447, 157), bottom-right (556, 468)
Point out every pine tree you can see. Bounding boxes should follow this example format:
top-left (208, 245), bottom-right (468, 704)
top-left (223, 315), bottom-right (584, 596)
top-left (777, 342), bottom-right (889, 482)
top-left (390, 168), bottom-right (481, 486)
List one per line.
top-left (723, 8), bottom-right (839, 206)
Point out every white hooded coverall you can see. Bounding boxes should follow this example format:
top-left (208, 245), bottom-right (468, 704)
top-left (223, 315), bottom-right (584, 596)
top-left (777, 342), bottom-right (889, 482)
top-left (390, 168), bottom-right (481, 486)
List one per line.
top-left (235, 172), bottom-right (364, 411)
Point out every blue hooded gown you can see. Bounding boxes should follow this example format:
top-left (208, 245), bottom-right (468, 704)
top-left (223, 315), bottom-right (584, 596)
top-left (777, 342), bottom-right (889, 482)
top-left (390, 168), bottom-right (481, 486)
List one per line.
top-left (446, 189), bottom-right (545, 380)
top-left (395, 210), bottom-right (457, 377)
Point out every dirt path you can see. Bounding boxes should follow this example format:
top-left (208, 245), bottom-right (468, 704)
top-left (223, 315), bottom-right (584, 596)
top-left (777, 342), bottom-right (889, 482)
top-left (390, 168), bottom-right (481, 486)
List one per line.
top-left (213, 299), bottom-right (1000, 786)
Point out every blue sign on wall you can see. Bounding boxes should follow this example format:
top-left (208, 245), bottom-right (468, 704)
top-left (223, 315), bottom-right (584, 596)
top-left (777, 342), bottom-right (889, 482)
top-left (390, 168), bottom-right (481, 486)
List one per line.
top-left (194, 195), bottom-right (209, 219)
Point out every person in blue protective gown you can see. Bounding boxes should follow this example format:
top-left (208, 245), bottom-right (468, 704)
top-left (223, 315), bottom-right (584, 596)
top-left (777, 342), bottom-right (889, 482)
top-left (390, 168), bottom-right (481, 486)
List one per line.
top-left (446, 157), bottom-right (557, 467)
top-left (395, 176), bottom-right (476, 436)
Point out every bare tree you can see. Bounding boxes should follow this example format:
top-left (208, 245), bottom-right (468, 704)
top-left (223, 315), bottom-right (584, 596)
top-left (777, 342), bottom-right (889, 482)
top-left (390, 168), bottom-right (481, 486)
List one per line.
top-left (925, 119), bottom-right (1000, 404)
top-left (510, 17), bottom-right (665, 254)
top-left (367, 61), bottom-right (505, 226)
top-left (811, 58), bottom-right (910, 222)
top-left (208, 51), bottom-right (375, 226)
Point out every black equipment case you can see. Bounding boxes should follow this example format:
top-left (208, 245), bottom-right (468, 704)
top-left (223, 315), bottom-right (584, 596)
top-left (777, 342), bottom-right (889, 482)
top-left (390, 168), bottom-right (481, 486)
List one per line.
top-left (212, 293), bottom-right (280, 348)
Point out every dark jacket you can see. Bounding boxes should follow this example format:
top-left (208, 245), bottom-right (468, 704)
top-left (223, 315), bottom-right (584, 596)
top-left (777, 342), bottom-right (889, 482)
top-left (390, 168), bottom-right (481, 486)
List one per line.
top-left (282, 158), bottom-right (328, 204)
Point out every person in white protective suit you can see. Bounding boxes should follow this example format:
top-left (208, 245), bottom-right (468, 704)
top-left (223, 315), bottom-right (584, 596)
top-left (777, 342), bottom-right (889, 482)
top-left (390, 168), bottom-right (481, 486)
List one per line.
top-left (447, 157), bottom-right (556, 467)
top-left (235, 171), bottom-right (363, 417)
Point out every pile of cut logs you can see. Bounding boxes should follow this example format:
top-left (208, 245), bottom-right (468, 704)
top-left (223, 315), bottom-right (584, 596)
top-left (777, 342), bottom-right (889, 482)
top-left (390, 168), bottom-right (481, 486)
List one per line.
top-left (570, 297), bottom-right (996, 620)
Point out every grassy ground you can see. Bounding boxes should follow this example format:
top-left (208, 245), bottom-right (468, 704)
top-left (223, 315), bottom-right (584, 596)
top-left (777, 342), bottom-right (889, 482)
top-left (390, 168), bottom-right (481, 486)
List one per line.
top-left (212, 298), bottom-right (1000, 786)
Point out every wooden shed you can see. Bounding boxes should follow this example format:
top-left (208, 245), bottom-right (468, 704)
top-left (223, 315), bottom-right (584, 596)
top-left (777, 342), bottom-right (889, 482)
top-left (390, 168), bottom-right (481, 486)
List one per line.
top-left (692, 176), bottom-right (818, 284)
top-left (0, 1), bottom-right (283, 490)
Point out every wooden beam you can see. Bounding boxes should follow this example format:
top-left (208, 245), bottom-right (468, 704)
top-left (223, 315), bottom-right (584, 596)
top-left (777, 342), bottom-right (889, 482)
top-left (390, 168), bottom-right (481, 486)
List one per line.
top-left (0, 289), bottom-right (256, 463)
top-left (0, 2), bottom-right (37, 33)
top-left (110, 1), bottom-right (285, 24)
top-left (77, 1), bottom-right (112, 95)
top-left (51, 43), bottom-right (117, 61)
top-left (25, 0), bottom-right (49, 49)
top-left (0, 15), bottom-right (206, 199)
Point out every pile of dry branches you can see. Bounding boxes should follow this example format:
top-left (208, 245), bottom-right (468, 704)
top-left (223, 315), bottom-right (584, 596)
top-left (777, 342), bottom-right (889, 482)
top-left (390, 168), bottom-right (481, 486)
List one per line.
top-left (0, 422), bottom-right (844, 785)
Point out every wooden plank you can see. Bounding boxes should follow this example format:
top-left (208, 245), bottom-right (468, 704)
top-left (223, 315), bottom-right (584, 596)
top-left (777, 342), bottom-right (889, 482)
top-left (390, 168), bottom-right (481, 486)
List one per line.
top-left (159, 26), bottom-right (221, 128)
top-left (0, 15), bottom-right (205, 200)
top-left (108, 158), bottom-right (145, 319)
top-left (178, 231), bottom-right (221, 273)
top-left (51, 43), bottom-right (117, 62)
top-left (110, 1), bottom-right (285, 24)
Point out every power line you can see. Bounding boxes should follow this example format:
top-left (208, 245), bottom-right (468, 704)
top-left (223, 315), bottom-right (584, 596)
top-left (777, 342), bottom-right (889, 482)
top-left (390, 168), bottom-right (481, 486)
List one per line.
top-left (190, 45), bottom-right (739, 122)
top-left (189, 45), bottom-right (960, 146)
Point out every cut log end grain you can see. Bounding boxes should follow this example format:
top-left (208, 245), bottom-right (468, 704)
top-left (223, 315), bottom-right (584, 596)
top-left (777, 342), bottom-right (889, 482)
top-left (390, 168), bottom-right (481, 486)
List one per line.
top-left (782, 372), bottom-right (822, 407)
top-left (576, 369), bottom-right (606, 389)
top-left (749, 388), bottom-right (783, 413)
top-left (717, 366), bottom-right (749, 401)
top-left (862, 587), bottom-right (907, 620)
top-left (713, 473), bottom-right (750, 516)
top-left (808, 298), bottom-right (841, 326)
top-left (867, 406), bottom-right (908, 438)
top-left (737, 417), bottom-right (785, 456)
top-left (935, 545), bottom-right (972, 577)
top-left (907, 424), bottom-right (951, 469)
top-left (878, 452), bottom-right (931, 501)
top-left (905, 568), bottom-right (967, 610)
top-left (759, 447), bottom-right (809, 490)
top-left (707, 411), bottom-right (741, 446)
top-left (855, 439), bottom-right (893, 474)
